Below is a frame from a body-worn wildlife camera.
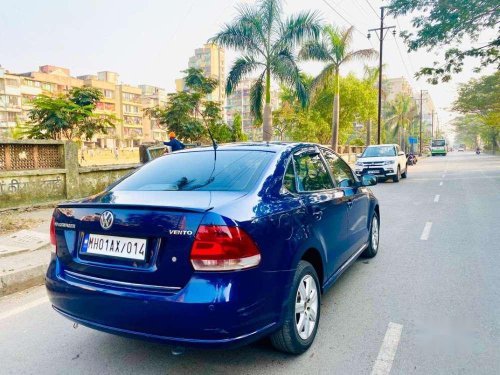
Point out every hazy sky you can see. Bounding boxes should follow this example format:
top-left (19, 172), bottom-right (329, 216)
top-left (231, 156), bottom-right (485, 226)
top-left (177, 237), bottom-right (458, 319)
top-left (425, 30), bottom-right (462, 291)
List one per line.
top-left (1, 0), bottom-right (493, 135)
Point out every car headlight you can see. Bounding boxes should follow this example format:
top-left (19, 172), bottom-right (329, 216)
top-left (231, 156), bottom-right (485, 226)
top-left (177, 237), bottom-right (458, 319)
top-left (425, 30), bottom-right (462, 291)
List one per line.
top-left (383, 160), bottom-right (396, 165)
top-left (355, 162), bottom-right (364, 166)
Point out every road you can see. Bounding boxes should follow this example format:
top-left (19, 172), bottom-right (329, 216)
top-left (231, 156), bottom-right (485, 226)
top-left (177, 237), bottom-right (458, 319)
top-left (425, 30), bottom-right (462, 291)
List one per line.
top-left (1, 151), bottom-right (499, 375)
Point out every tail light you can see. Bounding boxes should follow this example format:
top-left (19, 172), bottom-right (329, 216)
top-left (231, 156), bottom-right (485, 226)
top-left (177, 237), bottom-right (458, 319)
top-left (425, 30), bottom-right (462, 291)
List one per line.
top-left (49, 217), bottom-right (57, 253)
top-left (190, 225), bottom-right (261, 271)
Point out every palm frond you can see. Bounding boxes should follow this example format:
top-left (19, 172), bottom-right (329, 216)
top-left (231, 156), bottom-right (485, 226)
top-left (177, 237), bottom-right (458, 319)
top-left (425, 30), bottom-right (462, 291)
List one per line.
top-left (226, 56), bottom-right (263, 95)
top-left (259, 0), bottom-right (282, 36)
top-left (209, 22), bottom-right (263, 56)
top-left (298, 39), bottom-right (332, 62)
top-left (309, 64), bottom-right (336, 102)
top-left (250, 71), bottom-right (266, 121)
top-left (271, 50), bottom-right (308, 108)
top-left (343, 48), bottom-right (378, 64)
top-left (276, 10), bottom-right (322, 51)
top-left (340, 26), bottom-right (355, 49)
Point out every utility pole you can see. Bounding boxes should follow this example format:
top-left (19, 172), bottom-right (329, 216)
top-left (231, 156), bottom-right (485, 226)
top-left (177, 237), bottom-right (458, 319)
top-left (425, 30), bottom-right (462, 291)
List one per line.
top-left (368, 7), bottom-right (395, 145)
top-left (414, 90), bottom-right (428, 155)
top-left (431, 110), bottom-right (435, 139)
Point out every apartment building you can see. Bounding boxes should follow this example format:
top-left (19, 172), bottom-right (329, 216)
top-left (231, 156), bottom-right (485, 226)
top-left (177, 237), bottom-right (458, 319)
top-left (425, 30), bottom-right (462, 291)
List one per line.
top-left (139, 85), bottom-right (168, 142)
top-left (175, 43), bottom-right (225, 104)
top-left (78, 71), bottom-right (120, 148)
top-left (0, 67), bottom-right (22, 137)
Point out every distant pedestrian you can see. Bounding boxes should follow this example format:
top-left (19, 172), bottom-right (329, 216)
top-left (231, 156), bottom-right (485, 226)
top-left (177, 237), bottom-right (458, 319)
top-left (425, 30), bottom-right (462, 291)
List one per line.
top-left (114, 146), bottom-right (119, 160)
top-left (164, 132), bottom-right (185, 152)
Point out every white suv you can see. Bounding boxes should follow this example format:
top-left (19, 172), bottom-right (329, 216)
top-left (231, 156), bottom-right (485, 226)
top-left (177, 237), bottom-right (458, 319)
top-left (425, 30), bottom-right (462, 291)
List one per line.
top-left (354, 144), bottom-right (408, 182)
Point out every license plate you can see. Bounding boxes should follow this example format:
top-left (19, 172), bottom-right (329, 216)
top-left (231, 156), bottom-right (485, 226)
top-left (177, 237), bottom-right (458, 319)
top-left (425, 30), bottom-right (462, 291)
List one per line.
top-left (368, 170), bottom-right (378, 174)
top-left (81, 234), bottom-right (147, 261)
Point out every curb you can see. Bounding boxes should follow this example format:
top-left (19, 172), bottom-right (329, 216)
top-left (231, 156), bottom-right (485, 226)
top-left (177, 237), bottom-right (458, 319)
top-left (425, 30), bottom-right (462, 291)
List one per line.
top-left (0, 245), bottom-right (51, 297)
top-left (0, 264), bottom-right (48, 297)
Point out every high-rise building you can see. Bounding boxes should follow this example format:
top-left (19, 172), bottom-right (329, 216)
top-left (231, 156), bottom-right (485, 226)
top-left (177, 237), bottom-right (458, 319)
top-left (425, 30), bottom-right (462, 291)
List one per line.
top-left (175, 43), bottom-right (225, 104)
top-left (139, 85), bottom-right (168, 142)
top-left (385, 77), bottom-right (414, 103)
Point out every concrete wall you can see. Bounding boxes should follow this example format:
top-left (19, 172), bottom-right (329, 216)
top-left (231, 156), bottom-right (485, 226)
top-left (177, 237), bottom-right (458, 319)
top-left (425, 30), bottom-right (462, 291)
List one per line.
top-left (0, 141), bottom-right (139, 209)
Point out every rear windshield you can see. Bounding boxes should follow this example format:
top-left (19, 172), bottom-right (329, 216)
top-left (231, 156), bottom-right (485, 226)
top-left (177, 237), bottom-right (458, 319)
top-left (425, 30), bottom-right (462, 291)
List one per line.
top-left (113, 150), bottom-right (274, 192)
top-left (432, 140), bottom-right (445, 147)
top-left (361, 146), bottom-right (396, 157)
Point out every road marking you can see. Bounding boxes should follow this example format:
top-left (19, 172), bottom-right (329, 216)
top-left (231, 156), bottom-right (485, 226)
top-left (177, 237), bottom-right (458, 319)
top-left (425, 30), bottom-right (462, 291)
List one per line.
top-left (371, 322), bottom-right (403, 375)
top-left (434, 194), bottom-right (440, 203)
top-left (420, 222), bottom-right (433, 240)
top-left (439, 181), bottom-right (443, 186)
top-left (0, 296), bottom-right (48, 321)
top-left (442, 174), bottom-right (446, 178)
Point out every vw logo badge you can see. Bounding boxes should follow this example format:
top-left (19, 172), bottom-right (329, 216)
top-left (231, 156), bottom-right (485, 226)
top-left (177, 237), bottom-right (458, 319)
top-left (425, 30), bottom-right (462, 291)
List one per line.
top-left (100, 211), bottom-right (114, 230)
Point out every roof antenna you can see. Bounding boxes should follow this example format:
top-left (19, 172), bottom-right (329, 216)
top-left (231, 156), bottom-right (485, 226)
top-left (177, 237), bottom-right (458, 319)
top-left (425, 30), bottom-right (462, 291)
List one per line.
top-left (206, 126), bottom-right (218, 160)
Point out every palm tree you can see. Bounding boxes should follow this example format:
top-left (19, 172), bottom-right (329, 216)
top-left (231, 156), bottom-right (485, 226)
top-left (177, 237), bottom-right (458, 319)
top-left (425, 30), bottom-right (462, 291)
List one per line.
top-left (299, 25), bottom-right (377, 151)
top-left (384, 94), bottom-right (417, 152)
top-left (209, 0), bottom-right (321, 141)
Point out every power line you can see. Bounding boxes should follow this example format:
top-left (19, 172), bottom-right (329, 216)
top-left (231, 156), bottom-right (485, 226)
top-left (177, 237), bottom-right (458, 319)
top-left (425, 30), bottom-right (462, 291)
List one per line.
top-left (392, 34), bottom-right (414, 84)
top-left (394, 18), bottom-right (417, 75)
top-left (321, 0), bottom-right (366, 38)
top-left (364, 0), bottom-right (380, 18)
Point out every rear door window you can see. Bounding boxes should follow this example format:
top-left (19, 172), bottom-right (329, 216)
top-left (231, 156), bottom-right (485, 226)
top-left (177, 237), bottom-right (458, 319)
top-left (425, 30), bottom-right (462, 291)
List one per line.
top-left (113, 150), bottom-right (274, 192)
top-left (293, 152), bottom-right (334, 192)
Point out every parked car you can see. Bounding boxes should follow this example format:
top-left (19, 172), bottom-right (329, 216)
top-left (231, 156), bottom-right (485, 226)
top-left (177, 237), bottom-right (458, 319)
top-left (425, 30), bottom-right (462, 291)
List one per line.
top-left (458, 145), bottom-right (465, 152)
top-left (354, 144), bottom-right (408, 182)
top-left (46, 143), bottom-right (380, 354)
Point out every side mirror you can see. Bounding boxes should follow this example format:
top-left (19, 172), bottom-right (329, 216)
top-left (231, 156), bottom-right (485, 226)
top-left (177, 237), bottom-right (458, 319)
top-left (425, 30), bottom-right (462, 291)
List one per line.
top-left (361, 175), bottom-right (377, 186)
top-left (356, 153), bottom-right (362, 158)
top-left (398, 151), bottom-right (405, 156)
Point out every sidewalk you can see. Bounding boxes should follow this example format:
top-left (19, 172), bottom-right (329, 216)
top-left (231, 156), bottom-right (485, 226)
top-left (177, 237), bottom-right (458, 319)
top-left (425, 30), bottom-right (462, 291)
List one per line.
top-left (0, 208), bottom-right (54, 296)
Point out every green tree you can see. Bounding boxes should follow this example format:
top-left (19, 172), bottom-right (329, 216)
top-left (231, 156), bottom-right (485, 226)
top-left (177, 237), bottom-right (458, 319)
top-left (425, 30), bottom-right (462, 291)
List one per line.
top-left (299, 25), bottom-right (377, 150)
top-left (27, 87), bottom-right (115, 141)
top-left (453, 72), bottom-right (500, 152)
top-left (147, 68), bottom-right (226, 143)
top-left (231, 112), bottom-right (247, 142)
top-left (384, 93), bottom-right (418, 151)
top-left (388, 0), bottom-right (499, 84)
top-left (210, 0), bottom-right (321, 141)
top-left (311, 73), bottom-right (377, 146)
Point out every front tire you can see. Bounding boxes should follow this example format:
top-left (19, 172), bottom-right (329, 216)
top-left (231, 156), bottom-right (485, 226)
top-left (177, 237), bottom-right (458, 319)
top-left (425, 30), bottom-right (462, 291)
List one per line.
top-left (362, 212), bottom-right (380, 258)
top-left (401, 166), bottom-right (407, 178)
top-left (393, 166), bottom-right (401, 182)
top-left (270, 261), bottom-right (321, 354)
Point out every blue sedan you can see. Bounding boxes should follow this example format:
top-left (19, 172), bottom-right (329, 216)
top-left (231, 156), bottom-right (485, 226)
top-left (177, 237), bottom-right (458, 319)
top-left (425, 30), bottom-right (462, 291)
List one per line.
top-left (46, 142), bottom-right (380, 354)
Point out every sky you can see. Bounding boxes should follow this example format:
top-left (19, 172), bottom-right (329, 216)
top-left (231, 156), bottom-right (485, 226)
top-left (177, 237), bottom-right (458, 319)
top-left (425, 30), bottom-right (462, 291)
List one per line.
top-left (0, 0), bottom-right (494, 138)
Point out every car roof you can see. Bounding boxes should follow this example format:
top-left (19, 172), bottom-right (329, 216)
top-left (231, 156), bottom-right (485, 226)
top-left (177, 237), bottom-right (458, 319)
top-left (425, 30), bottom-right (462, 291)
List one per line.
top-left (366, 144), bottom-right (398, 147)
top-left (175, 142), bottom-right (319, 153)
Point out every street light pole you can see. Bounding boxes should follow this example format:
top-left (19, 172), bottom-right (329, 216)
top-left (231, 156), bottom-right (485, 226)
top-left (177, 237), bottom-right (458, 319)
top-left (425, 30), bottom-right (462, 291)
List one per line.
top-left (414, 90), bottom-right (428, 156)
top-left (368, 7), bottom-right (395, 145)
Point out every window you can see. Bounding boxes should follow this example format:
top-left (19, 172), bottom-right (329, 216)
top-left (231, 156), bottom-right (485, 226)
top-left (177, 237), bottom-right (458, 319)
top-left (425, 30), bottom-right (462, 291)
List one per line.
top-left (5, 78), bottom-right (19, 87)
top-left (103, 89), bottom-right (114, 99)
top-left (322, 149), bottom-right (356, 188)
top-left (361, 146), bottom-right (396, 157)
top-left (114, 150), bottom-right (274, 192)
top-left (293, 151), bottom-right (334, 192)
top-left (283, 159), bottom-right (297, 193)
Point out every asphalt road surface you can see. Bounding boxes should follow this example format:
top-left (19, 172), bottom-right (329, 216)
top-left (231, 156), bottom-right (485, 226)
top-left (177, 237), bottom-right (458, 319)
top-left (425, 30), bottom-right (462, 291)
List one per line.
top-left (1, 151), bottom-right (499, 375)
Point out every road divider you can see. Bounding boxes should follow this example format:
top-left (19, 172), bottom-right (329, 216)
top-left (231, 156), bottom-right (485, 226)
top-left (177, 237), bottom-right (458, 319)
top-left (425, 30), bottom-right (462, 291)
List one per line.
top-left (420, 222), bottom-right (433, 240)
top-left (371, 322), bottom-right (403, 375)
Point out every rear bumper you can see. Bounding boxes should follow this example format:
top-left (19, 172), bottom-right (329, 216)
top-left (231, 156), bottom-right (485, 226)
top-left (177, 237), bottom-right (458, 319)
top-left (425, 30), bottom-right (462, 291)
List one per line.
top-left (46, 256), bottom-right (293, 348)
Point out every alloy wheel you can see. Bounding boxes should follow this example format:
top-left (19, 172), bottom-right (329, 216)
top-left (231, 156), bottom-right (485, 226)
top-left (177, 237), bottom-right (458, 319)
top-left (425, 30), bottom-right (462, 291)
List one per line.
top-left (371, 216), bottom-right (379, 251)
top-left (295, 275), bottom-right (319, 340)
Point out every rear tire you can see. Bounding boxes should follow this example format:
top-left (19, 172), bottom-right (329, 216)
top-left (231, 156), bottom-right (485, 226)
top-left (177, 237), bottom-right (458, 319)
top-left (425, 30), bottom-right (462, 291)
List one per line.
top-left (393, 166), bottom-right (401, 182)
top-left (401, 167), bottom-right (407, 178)
top-left (362, 212), bottom-right (379, 258)
top-left (270, 261), bottom-right (321, 354)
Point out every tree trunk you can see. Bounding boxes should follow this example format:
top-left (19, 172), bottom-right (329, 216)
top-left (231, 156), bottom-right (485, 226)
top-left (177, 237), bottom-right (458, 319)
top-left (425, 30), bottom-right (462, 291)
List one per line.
top-left (262, 69), bottom-right (272, 141)
top-left (366, 119), bottom-right (371, 146)
top-left (331, 71), bottom-right (340, 152)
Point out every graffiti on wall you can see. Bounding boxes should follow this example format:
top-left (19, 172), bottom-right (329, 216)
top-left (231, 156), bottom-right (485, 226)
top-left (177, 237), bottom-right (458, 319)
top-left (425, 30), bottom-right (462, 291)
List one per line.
top-left (0, 176), bottom-right (64, 195)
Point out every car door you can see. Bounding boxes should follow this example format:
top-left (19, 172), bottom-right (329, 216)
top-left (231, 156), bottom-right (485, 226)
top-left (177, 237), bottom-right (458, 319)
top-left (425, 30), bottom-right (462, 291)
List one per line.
top-left (292, 148), bottom-right (350, 277)
top-left (322, 149), bottom-right (370, 260)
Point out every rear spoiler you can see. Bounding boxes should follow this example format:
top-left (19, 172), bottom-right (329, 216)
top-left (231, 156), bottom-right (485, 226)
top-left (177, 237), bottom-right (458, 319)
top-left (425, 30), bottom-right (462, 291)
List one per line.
top-left (56, 203), bottom-right (212, 214)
